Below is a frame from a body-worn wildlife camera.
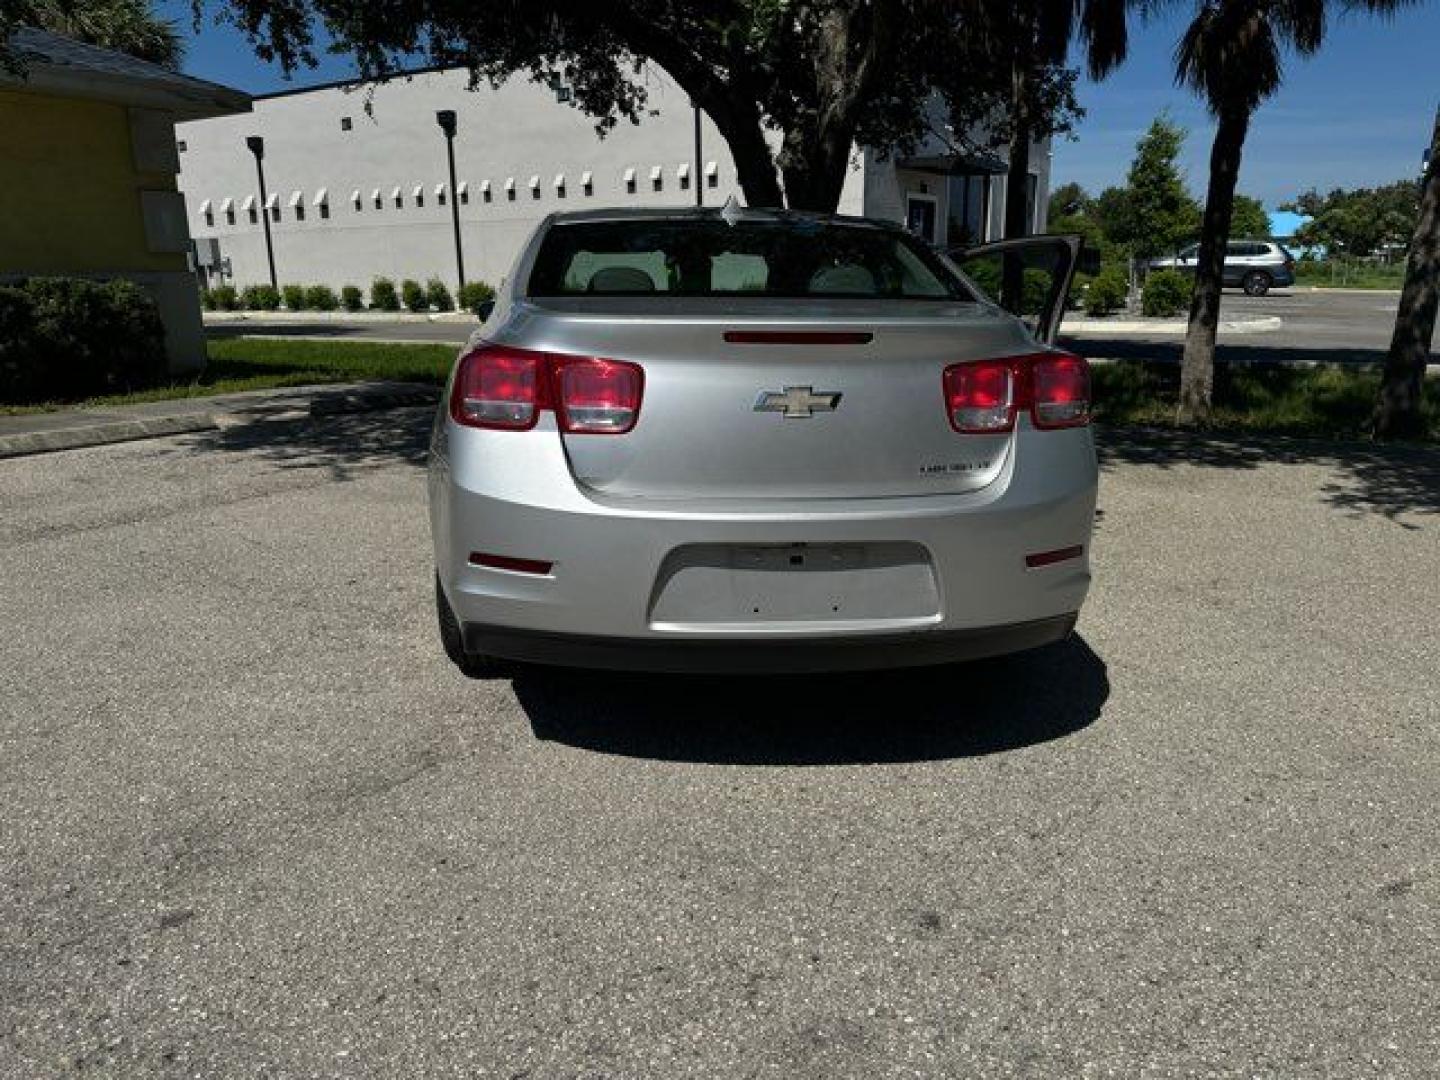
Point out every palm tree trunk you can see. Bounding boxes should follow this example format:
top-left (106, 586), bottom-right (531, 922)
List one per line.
top-left (1000, 59), bottom-right (1033, 312)
top-left (1178, 104), bottom-right (1250, 424)
top-left (1374, 107), bottom-right (1440, 440)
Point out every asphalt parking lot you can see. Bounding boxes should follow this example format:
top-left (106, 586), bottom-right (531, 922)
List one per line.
top-left (2, 410), bottom-right (1438, 1077)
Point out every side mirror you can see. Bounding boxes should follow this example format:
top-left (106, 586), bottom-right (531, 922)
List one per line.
top-left (474, 298), bottom-right (495, 321)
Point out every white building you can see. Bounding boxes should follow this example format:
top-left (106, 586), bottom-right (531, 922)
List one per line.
top-left (176, 66), bottom-right (1048, 294)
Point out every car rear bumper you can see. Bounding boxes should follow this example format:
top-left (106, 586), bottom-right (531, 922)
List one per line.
top-left (430, 418), bottom-right (1097, 670)
top-left (463, 612), bottom-right (1078, 673)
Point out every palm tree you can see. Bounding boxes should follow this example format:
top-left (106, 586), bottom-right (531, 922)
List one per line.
top-left (1172, 0), bottom-right (1412, 423)
top-left (975, 0), bottom-right (1135, 243)
top-left (1374, 105), bottom-right (1439, 440)
top-left (19, 0), bottom-right (184, 69)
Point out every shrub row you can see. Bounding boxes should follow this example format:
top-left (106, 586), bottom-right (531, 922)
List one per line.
top-left (1084, 267), bottom-right (1130, 317)
top-left (203, 277), bottom-right (497, 314)
top-left (1, 278), bottom-right (167, 404)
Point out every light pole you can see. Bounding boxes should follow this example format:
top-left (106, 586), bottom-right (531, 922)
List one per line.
top-left (692, 101), bottom-right (703, 208)
top-left (436, 109), bottom-right (466, 291)
top-left (245, 135), bottom-right (278, 290)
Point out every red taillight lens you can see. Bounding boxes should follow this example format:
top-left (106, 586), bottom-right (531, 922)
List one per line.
top-left (556, 358), bottom-right (643, 434)
top-left (942, 352), bottom-right (1090, 434)
top-left (943, 359), bottom-right (1016, 433)
top-left (450, 346), bottom-right (642, 434)
top-left (451, 346), bottom-right (545, 430)
top-left (1030, 353), bottom-right (1091, 429)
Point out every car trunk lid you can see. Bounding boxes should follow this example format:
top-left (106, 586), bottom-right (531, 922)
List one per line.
top-left (500, 297), bottom-right (1036, 501)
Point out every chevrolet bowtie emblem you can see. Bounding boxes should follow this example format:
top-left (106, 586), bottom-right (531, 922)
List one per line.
top-left (753, 386), bottom-right (843, 419)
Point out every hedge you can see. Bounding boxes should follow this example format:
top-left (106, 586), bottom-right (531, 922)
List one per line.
top-left (458, 281), bottom-right (496, 312)
top-left (1085, 267), bottom-right (1129, 317)
top-left (371, 277), bottom-right (400, 312)
top-left (1142, 269), bottom-right (1191, 318)
top-left (401, 278), bottom-right (427, 313)
top-left (0, 278), bottom-right (167, 404)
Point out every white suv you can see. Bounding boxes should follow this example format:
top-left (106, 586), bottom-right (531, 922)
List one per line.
top-left (1150, 239), bottom-right (1296, 296)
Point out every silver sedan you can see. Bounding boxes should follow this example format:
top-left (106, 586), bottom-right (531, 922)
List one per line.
top-left (429, 205), bottom-right (1095, 673)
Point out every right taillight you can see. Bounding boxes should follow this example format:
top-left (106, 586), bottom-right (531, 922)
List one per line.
top-left (943, 358), bottom-right (1016, 433)
top-left (450, 345), bottom-right (643, 434)
top-left (943, 352), bottom-right (1089, 434)
top-left (1029, 352), bottom-right (1091, 429)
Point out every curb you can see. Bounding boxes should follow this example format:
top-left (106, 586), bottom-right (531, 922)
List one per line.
top-left (1066, 316), bottom-right (1283, 335)
top-left (0, 385), bottom-right (443, 461)
top-left (0, 413), bottom-right (218, 460)
top-left (308, 385), bottom-right (441, 416)
top-left (204, 311), bottom-right (477, 324)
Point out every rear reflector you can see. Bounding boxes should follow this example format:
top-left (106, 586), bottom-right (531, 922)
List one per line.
top-left (1025, 545), bottom-right (1084, 568)
top-left (469, 552), bottom-right (554, 575)
top-left (451, 344), bottom-right (643, 434)
top-left (723, 331), bottom-right (873, 345)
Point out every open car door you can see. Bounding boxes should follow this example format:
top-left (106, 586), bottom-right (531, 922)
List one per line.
top-left (947, 235), bottom-right (1081, 346)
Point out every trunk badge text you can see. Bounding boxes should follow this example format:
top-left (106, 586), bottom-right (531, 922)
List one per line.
top-left (753, 386), bottom-right (843, 419)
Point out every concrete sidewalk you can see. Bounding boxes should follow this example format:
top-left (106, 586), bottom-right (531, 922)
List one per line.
top-left (0, 381), bottom-right (440, 460)
top-left (1065, 314), bottom-right (1283, 335)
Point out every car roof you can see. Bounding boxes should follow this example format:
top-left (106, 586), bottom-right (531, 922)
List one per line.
top-left (541, 205), bottom-right (900, 231)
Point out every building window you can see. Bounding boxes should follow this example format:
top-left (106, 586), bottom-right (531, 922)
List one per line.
top-left (340, 116), bottom-right (353, 132)
top-left (176, 139), bottom-right (187, 153)
top-left (222, 199), bottom-right (235, 226)
top-left (204, 210), bottom-right (214, 227)
top-left (529, 175), bottom-right (541, 200)
top-left (505, 178), bottom-right (516, 201)
top-left (706, 161), bottom-right (719, 189)
top-left (373, 189), bottom-right (383, 210)
top-left (650, 165), bottom-right (663, 193)
top-left (581, 171), bottom-right (593, 197)
top-left (393, 187), bottom-right (404, 209)
top-left (554, 83), bottom-right (573, 104)
top-left (459, 182), bottom-right (470, 206)
top-left (554, 173), bottom-right (566, 199)
top-left (624, 168), bottom-right (636, 194)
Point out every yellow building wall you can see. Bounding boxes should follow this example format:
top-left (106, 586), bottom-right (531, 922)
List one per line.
top-left (0, 89), bottom-right (185, 275)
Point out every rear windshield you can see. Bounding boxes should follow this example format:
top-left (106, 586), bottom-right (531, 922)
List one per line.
top-left (526, 218), bottom-right (974, 301)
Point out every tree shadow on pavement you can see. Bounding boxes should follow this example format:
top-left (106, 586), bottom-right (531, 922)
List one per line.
top-left (515, 635), bottom-right (1108, 766)
top-left (184, 407), bottom-right (433, 480)
top-left (1098, 427), bottom-right (1440, 524)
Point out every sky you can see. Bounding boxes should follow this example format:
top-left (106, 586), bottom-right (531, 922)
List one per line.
top-left (163, 1), bottom-right (1438, 208)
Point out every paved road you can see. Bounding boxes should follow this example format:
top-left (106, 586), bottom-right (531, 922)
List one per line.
top-left (207, 288), bottom-right (1415, 366)
top-left (1062, 289), bottom-right (1406, 366)
top-left (3, 413), bottom-right (1438, 1076)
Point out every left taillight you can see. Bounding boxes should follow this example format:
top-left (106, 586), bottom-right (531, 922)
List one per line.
top-left (450, 345), bottom-right (643, 434)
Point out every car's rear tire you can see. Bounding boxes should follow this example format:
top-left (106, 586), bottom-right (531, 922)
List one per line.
top-left (1242, 270), bottom-right (1272, 296)
top-left (435, 574), bottom-right (506, 679)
